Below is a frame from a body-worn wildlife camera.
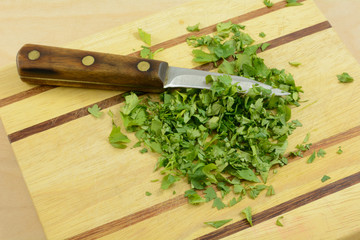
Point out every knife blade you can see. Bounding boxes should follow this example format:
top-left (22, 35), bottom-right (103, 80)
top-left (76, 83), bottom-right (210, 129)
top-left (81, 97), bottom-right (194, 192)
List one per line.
top-left (16, 44), bottom-right (288, 96)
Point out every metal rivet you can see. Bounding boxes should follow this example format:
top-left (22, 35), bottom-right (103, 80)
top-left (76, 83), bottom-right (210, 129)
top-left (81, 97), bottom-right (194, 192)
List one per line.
top-left (28, 50), bottom-right (40, 61)
top-left (137, 61), bottom-right (150, 72)
top-left (82, 55), bottom-right (95, 66)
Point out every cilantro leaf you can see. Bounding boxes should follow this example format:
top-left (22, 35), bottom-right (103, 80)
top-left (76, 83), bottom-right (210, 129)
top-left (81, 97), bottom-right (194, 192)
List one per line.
top-left (289, 61), bottom-right (301, 67)
top-left (88, 104), bottom-right (103, 118)
top-left (317, 149), bottom-right (326, 158)
top-left (321, 175), bottom-right (331, 182)
top-left (286, 0), bottom-right (303, 7)
top-left (145, 191), bottom-right (152, 196)
top-left (212, 197), bottom-right (226, 210)
top-left (140, 46), bottom-right (164, 59)
top-left (248, 184), bottom-right (267, 199)
top-left (204, 219), bottom-right (232, 229)
top-left (235, 169), bottom-right (260, 182)
top-left (241, 206), bottom-right (253, 226)
top-left (259, 32), bottom-right (266, 38)
top-left (276, 216), bottom-right (284, 226)
top-left (337, 146), bottom-right (343, 154)
top-left (263, 0), bottom-right (273, 8)
top-left (307, 151), bottom-right (316, 163)
top-left (184, 189), bottom-right (206, 204)
top-left (228, 197), bottom-right (238, 207)
top-left (122, 92), bottom-right (140, 115)
top-left (139, 148), bottom-right (148, 154)
top-left (192, 49), bottom-right (218, 63)
top-left (186, 23), bottom-right (200, 32)
top-left (337, 72), bottom-right (354, 83)
top-left (261, 42), bottom-right (270, 51)
top-left (108, 126), bottom-right (130, 149)
top-left (138, 28), bottom-right (151, 45)
top-left (161, 174), bottom-right (179, 189)
top-left (266, 185), bottom-right (275, 196)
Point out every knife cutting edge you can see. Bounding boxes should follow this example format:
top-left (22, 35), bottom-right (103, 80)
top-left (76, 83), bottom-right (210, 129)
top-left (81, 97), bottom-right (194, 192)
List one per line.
top-left (16, 44), bottom-right (288, 96)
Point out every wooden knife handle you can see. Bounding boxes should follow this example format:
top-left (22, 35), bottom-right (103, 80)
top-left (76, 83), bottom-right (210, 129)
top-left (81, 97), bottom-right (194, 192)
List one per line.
top-left (16, 44), bottom-right (168, 93)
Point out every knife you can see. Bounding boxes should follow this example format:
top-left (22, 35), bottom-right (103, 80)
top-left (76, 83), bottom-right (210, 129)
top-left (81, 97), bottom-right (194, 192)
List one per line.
top-left (16, 44), bottom-right (288, 96)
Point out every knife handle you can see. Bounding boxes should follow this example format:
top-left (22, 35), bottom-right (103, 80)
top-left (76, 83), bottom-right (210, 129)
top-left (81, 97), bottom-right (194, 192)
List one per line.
top-left (16, 44), bottom-right (168, 93)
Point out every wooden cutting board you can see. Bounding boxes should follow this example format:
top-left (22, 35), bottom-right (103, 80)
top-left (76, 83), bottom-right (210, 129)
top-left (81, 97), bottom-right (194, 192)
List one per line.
top-left (1, 0), bottom-right (360, 239)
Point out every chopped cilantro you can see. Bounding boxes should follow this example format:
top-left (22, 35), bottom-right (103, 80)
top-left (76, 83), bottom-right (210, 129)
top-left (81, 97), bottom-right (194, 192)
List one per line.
top-left (259, 32), bottom-right (266, 38)
top-left (186, 23), bottom-right (200, 32)
top-left (145, 191), bottom-right (152, 196)
top-left (289, 61), bottom-right (301, 67)
top-left (173, 190), bottom-right (176, 195)
top-left (138, 28), bottom-right (151, 45)
top-left (228, 197), bottom-right (238, 207)
top-left (286, 0), bottom-right (303, 7)
top-left (276, 216), bottom-right (284, 226)
top-left (212, 197), bottom-right (226, 210)
top-left (161, 174), bottom-right (180, 189)
top-left (248, 184), bottom-right (267, 199)
top-left (321, 175), bottom-right (331, 182)
top-left (337, 146), bottom-right (343, 154)
top-left (261, 42), bottom-right (270, 51)
top-left (88, 104), bottom-right (103, 118)
top-left (204, 187), bottom-right (217, 202)
top-left (263, 0), bottom-right (273, 7)
top-left (184, 189), bottom-right (206, 204)
top-left (140, 46), bottom-right (164, 59)
top-left (150, 179), bottom-right (159, 182)
top-left (317, 149), bottom-right (326, 158)
top-left (204, 219), bottom-right (232, 228)
top-left (241, 206), bottom-right (253, 226)
top-left (337, 72), bottom-right (354, 83)
top-left (139, 148), bottom-right (148, 154)
top-left (108, 126), bottom-right (130, 149)
top-left (307, 151), bottom-right (316, 163)
top-left (266, 185), bottom-right (275, 196)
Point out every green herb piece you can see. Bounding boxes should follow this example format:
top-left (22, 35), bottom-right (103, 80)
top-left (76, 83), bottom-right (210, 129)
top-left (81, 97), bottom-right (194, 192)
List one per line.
top-left (307, 151), bottom-right (316, 163)
top-left (263, 0), bottom-right (273, 7)
top-left (337, 146), bottom-right (343, 154)
top-left (276, 216), bottom-right (284, 226)
top-left (192, 49), bottom-right (218, 63)
top-left (212, 197), bottom-right (226, 210)
top-left (317, 149), bottom-right (326, 158)
top-left (261, 43), bottom-right (270, 51)
top-left (273, 169), bottom-right (278, 174)
top-left (173, 190), bottom-right (176, 195)
top-left (107, 110), bottom-right (114, 118)
top-left (248, 184), bottom-right (267, 199)
top-left (204, 219), bottom-right (232, 229)
top-left (228, 197), bottom-right (238, 207)
top-left (321, 175), bottom-right (331, 182)
top-left (88, 104), bottom-right (103, 118)
top-left (161, 174), bottom-right (180, 189)
top-left (187, 23), bottom-right (200, 32)
top-left (151, 179), bottom-right (159, 182)
top-left (241, 206), bottom-right (253, 226)
top-left (289, 61), bottom-right (301, 67)
top-left (138, 28), bottom-right (151, 45)
top-left (303, 132), bottom-right (310, 143)
top-left (234, 184), bottom-right (246, 195)
top-left (108, 126), bottom-right (130, 149)
top-left (140, 46), bottom-right (164, 59)
top-left (184, 189), bottom-right (206, 204)
top-left (259, 32), bottom-right (266, 38)
top-left (266, 185), bottom-right (275, 196)
top-left (204, 187), bottom-right (217, 202)
top-left (337, 72), bottom-right (354, 83)
top-left (139, 148), bottom-right (148, 154)
top-left (286, 0), bottom-right (303, 7)
top-left (145, 191), bottom-right (152, 196)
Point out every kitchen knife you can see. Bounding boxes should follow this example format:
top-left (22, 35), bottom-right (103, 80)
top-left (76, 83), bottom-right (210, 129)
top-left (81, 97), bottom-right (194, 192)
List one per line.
top-left (16, 44), bottom-right (288, 95)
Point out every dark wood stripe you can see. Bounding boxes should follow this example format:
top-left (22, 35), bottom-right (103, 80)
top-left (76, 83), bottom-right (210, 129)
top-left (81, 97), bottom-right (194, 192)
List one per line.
top-left (67, 195), bottom-right (188, 240)
top-left (0, 0), bottom-right (304, 108)
top-left (0, 85), bottom-right (55, 108)
top-left (8, 21), bottom-right (331, 143)
top-left (8, 93), bottom-right (127, 143)
top-left (66, 124), bottom-right (360, 240)
top-left (196, 171), bottom-right (360, 240)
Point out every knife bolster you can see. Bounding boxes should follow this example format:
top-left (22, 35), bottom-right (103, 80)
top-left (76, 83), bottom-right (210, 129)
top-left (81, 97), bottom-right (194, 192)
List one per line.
top-left (16, 44), bottom-right (168, 93)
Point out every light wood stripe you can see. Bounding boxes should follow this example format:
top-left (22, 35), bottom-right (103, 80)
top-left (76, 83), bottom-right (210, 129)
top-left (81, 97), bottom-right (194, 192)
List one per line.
top-left (0, 0), bottom-right (305, 108)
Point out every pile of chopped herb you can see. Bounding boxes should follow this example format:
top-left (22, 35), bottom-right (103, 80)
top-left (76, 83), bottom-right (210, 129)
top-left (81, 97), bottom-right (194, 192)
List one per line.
top-left (109, 21), bottom-right (304, 207)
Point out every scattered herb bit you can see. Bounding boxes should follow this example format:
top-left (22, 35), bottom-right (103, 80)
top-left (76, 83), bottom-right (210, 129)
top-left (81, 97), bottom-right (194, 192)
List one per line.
top-left (266, 185), bottom-right (275, 196)
top-left (107, 109), bottom-right (114, 118)
top-left (212, 197), bottom-right (226, 210)
top-left (317, 148), bottom-right (326, 158)
top-left (321, 175), bottom-right (331, 182)
top-left (337, 72), bottom-right (354, 83)
top-left (259, 32), bottom-right (266, 38)
top-left (242, 206), bottom-right (253, 226)
top-left (186, 23), bottom-right (200, 32)
top-left (204, 187), bottom-right (217, 202)
top-left (307, 151), bottom-right (316, 163)
top-left (151, 179), bottom-right (159, 182)
top-left (108, 126), bottom-right (130, 149)
top-left (138, 28), bottom-right (151, 45)
top-left (263, 0), bottom-right (274, 7)
top-left (204, 219), bottom-right (233, 229)
top-left (276, 216), bottom-right (284, 226)
top-left (303, 132), bottom-right (310, 143)
top-left (337, 146), bottom-right (343, 154)
top-left (88, 104), bottom-right (103, 118)
top-left (273, 169), bottom-right (278, 174)
top-left (289, 61), bottom-right (301, 67)
top-left (140, 46), bottom-right (164, 59)
top-left (228, 197), bottom-right (238, 207)
top-left (261, 42), bottom-right (270, 51)
top-left (140, 148), bottom-right (148, 154)
top-left (286, 0), bottom-right (303, 7)
top-left (145, 191), bottom-right (152, 196)
top-left (290, 133), bottom-right (312, 157)
top-left (173, 190), bottom-right (176, 195)
top-left (248, 184), bottom-right (267, 199)
top-left (161, 174), bottom-right (180, 189)
top-left (184, 189), bottom-right (206, 204)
